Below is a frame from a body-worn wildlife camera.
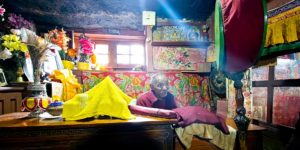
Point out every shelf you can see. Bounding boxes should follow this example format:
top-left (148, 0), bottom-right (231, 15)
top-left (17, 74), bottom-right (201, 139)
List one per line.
top-left (156, 21), bottom-right (203, 26)
top-left (151, 41), bottom-right (211, 48)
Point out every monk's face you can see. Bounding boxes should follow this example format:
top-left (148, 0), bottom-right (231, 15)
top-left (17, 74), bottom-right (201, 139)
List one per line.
top-left (151, 76), bottom-right (169, 99)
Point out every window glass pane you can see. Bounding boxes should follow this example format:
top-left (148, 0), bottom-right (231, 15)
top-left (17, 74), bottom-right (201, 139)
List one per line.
top-left (130, 55), bottom-right (144, 64)
top-left (97, 55), bottom-right (108, 65)
top-left (117, 55), bottom-right (129, 64)
top-left (117, 45), bottom-right (130, 54)
top-left (130, 45), bottom-right (144, 55)
top-left (95, 44), bottom-right (108, 54)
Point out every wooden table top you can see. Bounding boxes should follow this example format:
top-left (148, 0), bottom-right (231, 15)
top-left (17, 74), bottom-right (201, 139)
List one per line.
top-left (0, 86), bottom-right (24, 92)
top-left (0, 112), bottom-right (178, 129)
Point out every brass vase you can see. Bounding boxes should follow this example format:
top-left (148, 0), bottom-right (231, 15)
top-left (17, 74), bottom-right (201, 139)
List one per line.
top-left (16, 67), bottom-right (24, 82)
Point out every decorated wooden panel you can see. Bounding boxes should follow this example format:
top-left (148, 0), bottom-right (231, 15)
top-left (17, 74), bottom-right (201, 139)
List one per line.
top-left (81, 71), bottom-right (210, 108)
top-left (152, 25), bottom-right (203, 42)
top-left (252, 87), bottom-right (268, 122)
top-left (252, 66), bottom-right (269, 81)
top-left (153, 47), bottom-right (207, 70)
top-left (275, 58), bottom-right (300, 80)
top-left (273, 87), bottom-right (300, 128)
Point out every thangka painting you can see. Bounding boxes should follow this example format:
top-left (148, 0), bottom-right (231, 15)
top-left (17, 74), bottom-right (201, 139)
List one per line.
top-left (252, 87), bottom-right (268, 121)
top-left (81, 71), bottom-right (211, 108)
top-left (152, 25), bottom-right (202, 42)
top-left (153, 46), bottom-right (207, 70)
top-left (273, 87), bottom-right (300, 128)
top-left (275, 58), bottom-right (300, 80)
top-left (252, 66), bottom-right (269, 81)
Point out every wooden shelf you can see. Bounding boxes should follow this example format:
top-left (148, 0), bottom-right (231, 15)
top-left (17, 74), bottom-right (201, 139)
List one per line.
top-left (156, 21), bottom-right (203, 26)
top-left (151, 41), bottom-right (211, 47)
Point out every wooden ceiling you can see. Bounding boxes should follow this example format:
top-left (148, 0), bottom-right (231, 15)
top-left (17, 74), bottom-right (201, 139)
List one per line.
top-left (3, 0), bottom-right (216, 34)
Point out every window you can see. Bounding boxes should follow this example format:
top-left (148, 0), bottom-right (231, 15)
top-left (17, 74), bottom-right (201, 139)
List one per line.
top-left (94, 44), bottom-right (109, 65)
top-left (252, 52), bottom-right (300, 128)
top-left (116, 44), bottom-right (144, 66)
top-left (74, 33), bottom-right (145, 70)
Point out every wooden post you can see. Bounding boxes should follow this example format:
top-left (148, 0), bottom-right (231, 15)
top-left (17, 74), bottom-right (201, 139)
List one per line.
top-left (228, 72), bottom-right (250, 149)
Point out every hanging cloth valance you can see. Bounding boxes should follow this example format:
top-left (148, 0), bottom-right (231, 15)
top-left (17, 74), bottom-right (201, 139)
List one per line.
top-left (262, 5), bottom-right (300, 57)
top-left (265, 6), bottom-right (300, 47)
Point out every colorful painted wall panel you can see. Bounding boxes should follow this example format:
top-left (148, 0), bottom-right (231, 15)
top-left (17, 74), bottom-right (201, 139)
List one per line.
top-left (153, 46), bottom-right (207, 70)
top-left (273, 87), bottom-right (300, 128)
top-left (152, 25), bottom-right (202, 42)
top-left (252, 87), bottom-right (268, 122)
top-left (275, 58), bottom-right (300, 80)
top-left (252, 66), bottom-right (269, 81)
top-left (81, 71), bottom-right (210, 108)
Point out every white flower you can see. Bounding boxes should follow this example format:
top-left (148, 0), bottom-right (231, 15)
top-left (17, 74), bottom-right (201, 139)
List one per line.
top-left (0, 48), bottom-right (13, 60)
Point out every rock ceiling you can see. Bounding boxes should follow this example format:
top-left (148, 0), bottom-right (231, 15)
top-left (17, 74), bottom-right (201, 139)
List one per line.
top-left (3, 0), bottom-right (215, 33)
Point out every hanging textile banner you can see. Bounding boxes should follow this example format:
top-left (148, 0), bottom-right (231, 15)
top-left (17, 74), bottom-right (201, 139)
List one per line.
top-left (215, 0), bottom-right (267, 73)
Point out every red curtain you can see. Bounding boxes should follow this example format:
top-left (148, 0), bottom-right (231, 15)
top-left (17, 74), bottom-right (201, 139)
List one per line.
top-left (219, 0), bottom-right (266, 73)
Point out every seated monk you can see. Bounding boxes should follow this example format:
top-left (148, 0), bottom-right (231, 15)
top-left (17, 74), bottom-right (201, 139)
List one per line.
top-left (137, 73), bottom-right (180, 110)
top-left (134, 73), bottom-right (233, 149)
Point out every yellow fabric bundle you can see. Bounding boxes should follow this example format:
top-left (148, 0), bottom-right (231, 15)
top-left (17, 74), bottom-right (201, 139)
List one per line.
top-left (52, 69), bottom-right (82, 101)
top-left (265, 6), bottom-right (300, 47)
top-left (62, 76), bottom-right (135, 120)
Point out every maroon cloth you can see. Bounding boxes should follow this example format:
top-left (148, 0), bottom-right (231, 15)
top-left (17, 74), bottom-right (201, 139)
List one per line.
top-left (128, 105), bottom-right (177, 119)
top-left (221, 0), bottom-right (265, 73)
top-left (137, 90), bottom-right (178, 110)
top-left (173, 106), bottom-right (229, 134)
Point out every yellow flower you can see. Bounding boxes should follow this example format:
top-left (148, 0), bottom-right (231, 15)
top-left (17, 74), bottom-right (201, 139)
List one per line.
top-left (19, 43), bottom-right (28, 52)
top-left (1, 34), bottom-right (28, 52)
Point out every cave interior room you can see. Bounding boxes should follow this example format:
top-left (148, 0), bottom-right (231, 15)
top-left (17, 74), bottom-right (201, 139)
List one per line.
top-left (0, 0), bottom-right (299, 150)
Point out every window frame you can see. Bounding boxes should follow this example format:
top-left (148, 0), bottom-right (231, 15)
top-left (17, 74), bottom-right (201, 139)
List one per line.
top-left (252, 58), bottom-right (300, 128)
top-left (74, 33), bottom-right (146, 70)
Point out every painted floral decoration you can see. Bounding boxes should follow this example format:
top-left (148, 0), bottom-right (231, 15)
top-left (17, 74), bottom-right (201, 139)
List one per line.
top-left (173, 50), bottom-right (191, 68)
top-left (78, 34), bottom-right (94, 62)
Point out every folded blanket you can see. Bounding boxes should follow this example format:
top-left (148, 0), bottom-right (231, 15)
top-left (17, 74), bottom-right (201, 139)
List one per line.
top-left (173, 106), bottom-right (229, 134)
top-left (128, 105), bottom-right (177, 119)
top-left (128, 105), bottom-right (229, 135)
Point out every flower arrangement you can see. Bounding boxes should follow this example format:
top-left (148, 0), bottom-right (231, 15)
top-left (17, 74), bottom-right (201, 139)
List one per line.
top-left (78, 34), bottom-right (94, 63)
top-left (0, 5), bottom-right (35, 82)
top-left (47, 28), bottom-right (70, 51)
top-left (0, 34), bottom-right (28, 66)
top-left (7, 13), bottom-right (34, 30)
top-left (0, 5), bottom-right (5, 21)
top-left (47, 28), bottom-right (75, 69)
top-left (19, 28), bottom-right (50, 84)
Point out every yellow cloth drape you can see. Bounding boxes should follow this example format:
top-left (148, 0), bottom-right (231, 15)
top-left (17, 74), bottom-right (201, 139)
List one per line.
top-left (175, 123), bottom-right (237, 150)
top-left (52, 69), bottom-right (82, 101)
top-left (265, 6), bottom-right (300, 47)
top-left (62, 76), bottom-right (135, 120)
